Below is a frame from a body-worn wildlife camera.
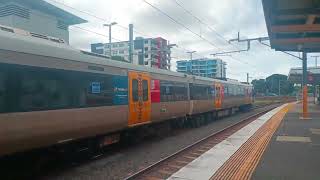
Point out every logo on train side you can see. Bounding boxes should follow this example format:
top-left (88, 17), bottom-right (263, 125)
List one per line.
top-left (91, 82), bottom-right (101, 94)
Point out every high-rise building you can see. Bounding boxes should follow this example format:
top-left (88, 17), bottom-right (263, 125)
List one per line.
top-left (176, 58), bottom-right (227, 79)
top-left (91, 37), bottom-right (172, 70)
top-left (0, 0), bottom-right (87, 43)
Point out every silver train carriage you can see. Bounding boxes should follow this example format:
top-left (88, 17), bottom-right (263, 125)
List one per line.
top-left (0, 26), bottom-right (253, 157)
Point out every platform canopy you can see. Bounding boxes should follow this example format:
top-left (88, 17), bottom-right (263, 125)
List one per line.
top-left (288, 67), bottom-right (320, 84)
top-left (262, 0), bottom-right (320, 52)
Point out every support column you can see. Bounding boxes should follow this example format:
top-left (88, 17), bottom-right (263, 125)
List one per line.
top-left (302, 52), bottom-right (309, 119)
top-left (129, 24), bottom-right (133, 63)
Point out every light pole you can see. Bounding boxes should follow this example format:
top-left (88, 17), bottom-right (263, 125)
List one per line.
top-left (278, 80), bottom-right (282, 96)
top-left (187, 51), bottom-right (196, 60)
top-left (103, 22), bottom-right (117, 57)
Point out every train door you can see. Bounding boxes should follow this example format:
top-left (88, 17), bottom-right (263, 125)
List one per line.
top-left (128, 71), bottom-right (151, 126)
top-left (215, 83), bottom-right (223, 109)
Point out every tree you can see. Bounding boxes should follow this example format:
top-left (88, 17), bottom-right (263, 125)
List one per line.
top-left (266, 74), bottom-right (294, 95)
top-left (251, 74), bottom-right (294, 96)
top-left (251, 79), bottom-right (266, 95)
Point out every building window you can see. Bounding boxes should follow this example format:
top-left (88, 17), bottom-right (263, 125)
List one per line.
top-left (112, 50), bottom-right (118, 55)
top-left (119, 43), bottom-right (125, 47)
top-left (119, 50), bottom-right (125, 54)
top-left (105, 45), bottom-right (110, 48)
top-left (145, 54), bottom-right (149, 58)
top-left (145, 47), bottom-right (148, 52)
top-left (144, 40), bottom-right (149, 44)
top-left (112, 44), bottom-right (118, 48)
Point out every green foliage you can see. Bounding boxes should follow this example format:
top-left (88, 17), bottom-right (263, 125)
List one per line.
top-left (251, 74), bottom-right (294, 96)
top-left (251, 79), bottom-right (266, 95)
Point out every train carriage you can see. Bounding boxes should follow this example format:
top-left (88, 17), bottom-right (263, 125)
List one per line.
top-left (0, 25), bottom-right (253, 157)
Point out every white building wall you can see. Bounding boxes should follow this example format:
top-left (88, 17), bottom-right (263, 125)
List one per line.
top-left (0, 2), bottom-right (69, 42)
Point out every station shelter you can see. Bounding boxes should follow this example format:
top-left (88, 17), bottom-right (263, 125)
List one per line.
top-left (262, 0), bottom-right (320, 118)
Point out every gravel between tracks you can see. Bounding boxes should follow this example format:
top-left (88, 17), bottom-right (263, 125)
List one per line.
top-left (43, 105), bottom-right (279, 180)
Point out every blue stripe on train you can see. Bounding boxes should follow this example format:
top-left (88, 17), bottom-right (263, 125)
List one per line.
top-left (113, 76), bottom-right (128, 105)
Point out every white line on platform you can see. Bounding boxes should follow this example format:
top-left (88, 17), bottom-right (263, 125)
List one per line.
top-left (167, 104), bottom-right (287, 180)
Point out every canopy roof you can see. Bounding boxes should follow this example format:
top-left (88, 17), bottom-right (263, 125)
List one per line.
top-left (288, 67), bottom-right (320, 84)
top-left (262, 0), bottom-right (320, 52)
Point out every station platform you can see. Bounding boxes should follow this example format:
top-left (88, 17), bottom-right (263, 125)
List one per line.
top-left (167, 101), bottom-right (320, 180)
top-left (252, 101), bottom-right (320, 180)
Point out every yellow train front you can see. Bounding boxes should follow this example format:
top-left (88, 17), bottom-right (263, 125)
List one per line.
top-left (0, 25), bottom-right (253, 157)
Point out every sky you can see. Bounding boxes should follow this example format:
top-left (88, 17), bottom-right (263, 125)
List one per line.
top-left (46, 0), bottom-right (317, 82)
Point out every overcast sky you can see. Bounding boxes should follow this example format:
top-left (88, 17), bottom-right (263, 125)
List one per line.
top-left (47, 0), bottom-right (316, 82)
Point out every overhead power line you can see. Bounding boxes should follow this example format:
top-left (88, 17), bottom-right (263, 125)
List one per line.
top-left (46, 0), bottom-right (215, 59)
top-left (142, 0), bottom-right (268, 76)
top-left (171, 0), bottom-right (240, 50)
top-left (142, 0), bottom-right (220, 50)
top-left (47, 0), bottom-right (150, 37)
top-left (48, 0), bottom-right (266, 77)
top-left (71, 26), bottom-right (123, 42)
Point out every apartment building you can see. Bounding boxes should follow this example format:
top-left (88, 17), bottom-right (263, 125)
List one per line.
top-left (177, 58), bottom-right (227, 79)
top-left (91, 37), bottom-right (172, 70)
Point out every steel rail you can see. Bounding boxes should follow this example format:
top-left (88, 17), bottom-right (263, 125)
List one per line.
top-left (124, 105), bottom-right (278, 180)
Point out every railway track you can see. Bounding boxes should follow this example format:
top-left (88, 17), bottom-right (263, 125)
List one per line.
top-left (0, 104), bottom-right (280, 180)
top-left (125, 106), bottom-right (276, 180)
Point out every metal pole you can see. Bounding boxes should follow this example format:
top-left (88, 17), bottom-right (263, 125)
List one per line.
top-left (129, 24), bottom-right (133, 63)
top-left (302, 51), bottom-right (309, 119)
top-left (104, 22), bottom-right (117, 57)
top-left (247, 73), bottom-right (249, 84)
top-left (187, 51), bottom-right (196, 60)
top-left (278, 80), bottom-right (281, 96)
top-left (109, 25), bottom-right (112, 57)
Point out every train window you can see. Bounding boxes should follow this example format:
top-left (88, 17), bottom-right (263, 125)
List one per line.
top-left (232, 86), bottom-right (236, 96)
top-left (0, 63), bottom-right (123, 113)
top-left (86, 75), bottom-right (114, 106)
top-left (160, 80), bottom-right (188, 102)
top-left (224, 85), bottom-right (229, 96)
top-left (241, 87), bottom-right (244, 96)
top-left (237, 86), bottom-right (241, 96)
top-left (132, 79), bottom-right (139, 102)
top-left (143, 80), bottom-right (148, 101)
top-left (191, 84), bottom-right (213, 100)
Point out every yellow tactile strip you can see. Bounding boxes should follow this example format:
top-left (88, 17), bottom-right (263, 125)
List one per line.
top-left (210, 103), bottom-right (293, 180)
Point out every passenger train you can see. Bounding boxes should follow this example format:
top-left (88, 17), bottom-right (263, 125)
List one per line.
top-left (0, 25), bottom-right (253, 157)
